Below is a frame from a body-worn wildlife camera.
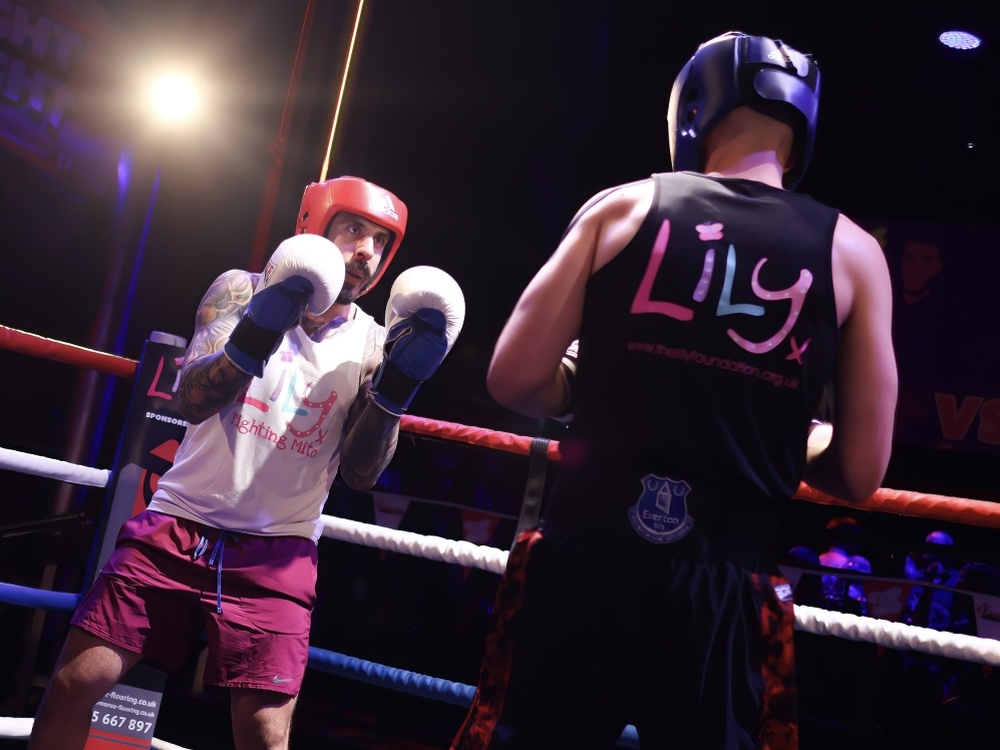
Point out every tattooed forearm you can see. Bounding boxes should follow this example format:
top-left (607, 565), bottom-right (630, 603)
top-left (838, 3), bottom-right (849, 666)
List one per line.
top-left (176, 352), bottom-right (251, 424)
top-left (175, 270), bottom-right (257, 423)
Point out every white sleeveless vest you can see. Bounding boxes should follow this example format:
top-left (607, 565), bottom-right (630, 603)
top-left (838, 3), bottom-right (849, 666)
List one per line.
top-left (148, 307), bottom-right (374, 543)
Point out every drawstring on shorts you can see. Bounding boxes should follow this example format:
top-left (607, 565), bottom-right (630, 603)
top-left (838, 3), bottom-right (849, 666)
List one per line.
top-left (193, 530), bottom-right (238, 614)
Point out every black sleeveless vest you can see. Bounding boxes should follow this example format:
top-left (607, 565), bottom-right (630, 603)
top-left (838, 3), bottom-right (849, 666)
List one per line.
top-left (547, 172), bottom-right (840, 553)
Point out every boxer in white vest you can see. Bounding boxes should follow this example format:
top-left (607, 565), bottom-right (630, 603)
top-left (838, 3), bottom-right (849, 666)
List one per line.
top-left (29, 176), bottom-right (465, 750)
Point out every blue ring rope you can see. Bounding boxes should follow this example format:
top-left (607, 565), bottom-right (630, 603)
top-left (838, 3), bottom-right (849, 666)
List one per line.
top-left (307, 646), bottom-right (640, 748)
top-left (2, 583), bottom-right (641, 746)
top-left (0, 582), bottom-right (80, 611)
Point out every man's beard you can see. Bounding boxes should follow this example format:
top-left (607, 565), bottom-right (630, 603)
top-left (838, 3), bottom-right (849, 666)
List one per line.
top-left (337, 261), bottom-right (374, 304)
top-left (336, 287), bottom-right (359, 305)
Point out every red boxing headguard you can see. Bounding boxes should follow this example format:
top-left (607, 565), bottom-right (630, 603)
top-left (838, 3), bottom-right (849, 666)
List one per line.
top-left (296, 176), bottom-right (408, 292)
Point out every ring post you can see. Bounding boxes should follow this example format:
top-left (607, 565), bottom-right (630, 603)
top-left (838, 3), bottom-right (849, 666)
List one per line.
top-left (82, 331), bottom-right (188, 749)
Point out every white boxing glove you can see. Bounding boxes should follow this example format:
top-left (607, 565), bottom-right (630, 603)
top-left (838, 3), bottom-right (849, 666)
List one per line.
top-left (225, 235), bottom-right (346, 377)
top-left (256, 234), bottom-right (346, 315)
top-left (370, 266), bottom-right (466, 415)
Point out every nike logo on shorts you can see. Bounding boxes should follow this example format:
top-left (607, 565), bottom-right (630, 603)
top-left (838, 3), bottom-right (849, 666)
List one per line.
top-left (272, 676), bottom-right (293, 684)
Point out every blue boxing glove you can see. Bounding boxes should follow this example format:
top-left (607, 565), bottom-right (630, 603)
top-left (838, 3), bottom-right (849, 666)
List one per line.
top-left (371, 266), bottom-right (466, 415)
top-left (225, 235), bottom-right (346, 377)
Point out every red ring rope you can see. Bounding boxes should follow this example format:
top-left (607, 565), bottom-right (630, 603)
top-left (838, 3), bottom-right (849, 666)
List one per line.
top-left (3, 324), bottom-right (996, 528)
top-left (1, 325), bottom-right (137, 379)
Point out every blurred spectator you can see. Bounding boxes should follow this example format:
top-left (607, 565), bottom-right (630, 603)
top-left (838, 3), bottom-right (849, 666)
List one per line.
top-left (818, 516), bottom-right (871, 616)
top-left (901, 530), bottom-right (962, 631)
top-left (790, 520), bottom-right (881, 745)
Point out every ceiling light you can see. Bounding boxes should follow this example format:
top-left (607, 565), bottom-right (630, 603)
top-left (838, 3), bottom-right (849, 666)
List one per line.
top-left (938, 31), bottom-right (981, 50)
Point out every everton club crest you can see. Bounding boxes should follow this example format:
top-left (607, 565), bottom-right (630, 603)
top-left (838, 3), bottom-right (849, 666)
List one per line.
top-left (627, 474), bottom-right (695, 544)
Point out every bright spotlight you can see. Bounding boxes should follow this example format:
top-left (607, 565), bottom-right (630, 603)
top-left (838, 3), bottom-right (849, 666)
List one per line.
top-left (938, 31), bottom-right (982, 50)
top-left (148, 73), bottom-right (199, 122)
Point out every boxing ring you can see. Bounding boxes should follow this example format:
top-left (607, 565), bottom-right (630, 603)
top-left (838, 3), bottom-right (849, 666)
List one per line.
top-left (2, 322), bottom-right (1000, 748)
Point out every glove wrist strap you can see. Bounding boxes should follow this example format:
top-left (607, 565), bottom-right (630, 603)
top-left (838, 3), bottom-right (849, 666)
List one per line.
top-left (371, 360), bottom-right (422, 416)
top-left (225, 315), bottom-right (283, 378)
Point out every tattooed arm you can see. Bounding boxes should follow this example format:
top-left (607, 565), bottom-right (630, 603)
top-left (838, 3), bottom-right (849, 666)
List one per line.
top-left (338, 318), bottom-right (402, 490)
top-left (176, 270), bottom-right (258, 425)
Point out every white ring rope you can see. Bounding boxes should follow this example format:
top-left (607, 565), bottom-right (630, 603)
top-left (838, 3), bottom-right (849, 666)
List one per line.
top-left (0, 445), bottom-right (511, 574)
top-left (5, 443), bottom-right (1000, 664)
top-left (4, 443), bottom-right (999, 663)
top-left (320, 514), bottom-right (509, 574)
top-left (4, 441), bottom-right (1000, 750)
top-left (795, 604), bottom-right (1000, 665)
top-left (0, 446), bottom-right (110, 487)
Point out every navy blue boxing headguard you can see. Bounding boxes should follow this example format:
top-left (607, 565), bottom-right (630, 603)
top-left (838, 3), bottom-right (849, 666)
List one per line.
top-left (667, 31), bottom-right (821, 190)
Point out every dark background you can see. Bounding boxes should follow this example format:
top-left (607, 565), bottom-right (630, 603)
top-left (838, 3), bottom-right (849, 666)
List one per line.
top-left (3, 1), bottom-right (998, 447)
top-left (4, 0), bottom-right (998, 487)
top-left (2, 1), bottom-right (999, 748)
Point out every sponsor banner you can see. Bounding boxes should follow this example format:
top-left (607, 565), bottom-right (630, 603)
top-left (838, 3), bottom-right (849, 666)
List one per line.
top-left (860, 577), bottom-right (913, 622)
top-left (87, 680), bottom-right (162, 750)
top-left (371, 490), bottom-right (413, 531)
top-left (90, 335), bottom-right (188, 578)
top-left (82, 334), bottom-right (186, 750)
top-left (461, 509), bottom-right (500, 546)
top-left (972, 593), bottom-right (1000, 642)
top-left (460, 509), bottom-right (501, 578)
top-left (860, 218), bottom-right (1000, 455)
top-left (0, 0), bottom-right (120, 193)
